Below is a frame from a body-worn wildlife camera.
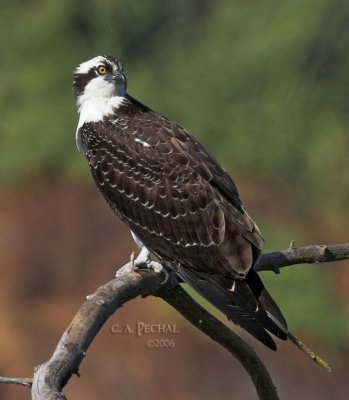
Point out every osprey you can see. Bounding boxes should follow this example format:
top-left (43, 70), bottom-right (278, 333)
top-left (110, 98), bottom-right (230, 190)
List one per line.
top-left (73, 55), bottom-right (288, 350)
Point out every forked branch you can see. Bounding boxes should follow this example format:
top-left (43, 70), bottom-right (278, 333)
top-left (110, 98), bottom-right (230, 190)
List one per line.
top-left (1, 242), bottom-right (348, 400)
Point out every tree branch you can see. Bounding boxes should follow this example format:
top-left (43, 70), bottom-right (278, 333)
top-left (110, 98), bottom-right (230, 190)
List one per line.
top-left (31, 262), bottom-right (164, 400)
top-left (156, 284), bottom-right (279, 400)
top-left (29, 260), bottom-right (279, 400)
top-left (2, 242), bottom-right (348, 399)
top-left (0, 377), bottom-right (32, 388)
top-left (255, 243), bottom-right (349, 272)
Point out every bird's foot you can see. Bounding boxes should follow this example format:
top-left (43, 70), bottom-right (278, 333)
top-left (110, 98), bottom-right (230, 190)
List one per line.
top-left (131, 246), bottom-right (152, 270)
top-left (115, 247), bottom-right (151, 278)
top-left (131, 247), bottom-right (170, 283)
top-left (116, 247), bottom-right (170, 282)
top-left (142, 257), bottom-right (167, 280)
top-left (161, 269), bottom-right (180, 287)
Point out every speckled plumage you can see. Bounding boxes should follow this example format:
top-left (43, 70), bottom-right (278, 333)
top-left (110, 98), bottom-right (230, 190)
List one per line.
top-left (74, 56), bottom-right (288, 349)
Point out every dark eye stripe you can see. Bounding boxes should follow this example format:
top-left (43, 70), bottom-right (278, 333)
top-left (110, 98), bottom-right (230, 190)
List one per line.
top-left (73, 56), bottom-right (122, 98)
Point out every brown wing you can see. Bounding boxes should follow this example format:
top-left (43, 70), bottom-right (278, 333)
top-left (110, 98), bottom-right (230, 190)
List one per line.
top-left (79, 105), bottom-right (262, 278)
top-left (79, 101), bottom-right (289, 350)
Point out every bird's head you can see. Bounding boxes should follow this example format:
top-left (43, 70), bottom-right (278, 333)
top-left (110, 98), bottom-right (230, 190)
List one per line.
top-left (73, 55), bottom-right (127, 103)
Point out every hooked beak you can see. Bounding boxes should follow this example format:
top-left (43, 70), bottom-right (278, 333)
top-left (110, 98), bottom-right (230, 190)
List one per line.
top-left (107, 72), bottom-right (127, 96)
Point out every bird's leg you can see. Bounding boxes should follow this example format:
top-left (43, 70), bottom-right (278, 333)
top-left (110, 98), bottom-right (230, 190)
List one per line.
top-left (119, 230), bottom-right (169, 279)
top-left (130, 246), bottom-right (171, 283)
top-left (130, 246), bottom-right (163, 273)
top-left (132, 246), bottom-right (152, 269)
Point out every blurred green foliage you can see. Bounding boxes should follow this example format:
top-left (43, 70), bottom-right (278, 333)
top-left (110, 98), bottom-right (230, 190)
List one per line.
top-left (0, 0), bottom-right (348, 207)
top-left (261, 225), bottom-right (349, 347)
top-left (0, 0), bottom-right (348, 345)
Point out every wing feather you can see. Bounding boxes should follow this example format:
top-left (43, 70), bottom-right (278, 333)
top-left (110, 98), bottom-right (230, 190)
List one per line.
top-left (78, 97), bottom-right (289, 349)
top-left (80, 107), bottom-right (262, 277)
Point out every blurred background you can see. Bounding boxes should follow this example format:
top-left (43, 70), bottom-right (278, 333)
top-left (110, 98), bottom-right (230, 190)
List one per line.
top-left (0, 0), bottom-right (349, 398)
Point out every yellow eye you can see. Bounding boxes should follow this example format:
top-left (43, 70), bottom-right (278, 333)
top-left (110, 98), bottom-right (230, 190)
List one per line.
top-left (97, 66), bottom-right (107, 75)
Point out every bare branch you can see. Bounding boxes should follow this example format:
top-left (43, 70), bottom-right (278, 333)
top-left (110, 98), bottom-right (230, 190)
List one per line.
top-left (256, 243), bottom-right (349, 272)
top-left (0, 376), bottom-right (32, 387)
top-left (156, 284), bottom-right (279, 400)
top-left (2, 242), bottom-right (349, 399)
top-left (30, 261), bottom-right (278, 400)
top-left (31, 262), bottom-right (163, 400)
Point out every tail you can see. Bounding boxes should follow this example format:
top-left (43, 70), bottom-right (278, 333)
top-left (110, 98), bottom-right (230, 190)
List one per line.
top-left (178, 266), bottom-right (332, 370)
top-left (178, 266), bottom-right (288, 350)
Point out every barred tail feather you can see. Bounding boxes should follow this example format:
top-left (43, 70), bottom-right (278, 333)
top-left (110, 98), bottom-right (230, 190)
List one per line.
top-left (245, 269), bottom-right (288, 336)
top-left (178, 266), bottom-right (288, 350)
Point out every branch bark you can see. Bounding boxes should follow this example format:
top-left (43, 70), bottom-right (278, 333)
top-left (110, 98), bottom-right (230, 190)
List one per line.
top-left (255, 243), bottom-right (349, 272)
top-left (1, 242), bottom-right (348, 399)
top-left (30, 261), bottom-right (279, 400)
top-left (0, 377), bottom-right (32, 388)
top-left (156, 284), bottom-right (279, 400)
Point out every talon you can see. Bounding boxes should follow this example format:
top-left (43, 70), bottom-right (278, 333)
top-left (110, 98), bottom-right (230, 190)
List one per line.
top-left (152, 265), bottom-right (178, 286)
top-left (160, 268), bottom-right (170, 284)
top-left (163, 269), bottom-right (180, 287)
top-left (289, 240), bottom-right (295, 249)
top-left (148, 261), bottom-right (169, 284)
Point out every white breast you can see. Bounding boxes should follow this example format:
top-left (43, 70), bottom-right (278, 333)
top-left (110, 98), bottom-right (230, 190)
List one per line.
top-left (75, 75), bottom-right (125, 152)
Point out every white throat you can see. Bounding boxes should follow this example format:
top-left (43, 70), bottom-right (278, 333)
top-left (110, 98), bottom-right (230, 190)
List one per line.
top-left (75, 75), bottom-right (125, 152)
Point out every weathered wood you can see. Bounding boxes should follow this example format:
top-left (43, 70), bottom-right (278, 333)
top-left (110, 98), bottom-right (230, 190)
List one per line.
top-left (2, 242), bottom-right (348, 399)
